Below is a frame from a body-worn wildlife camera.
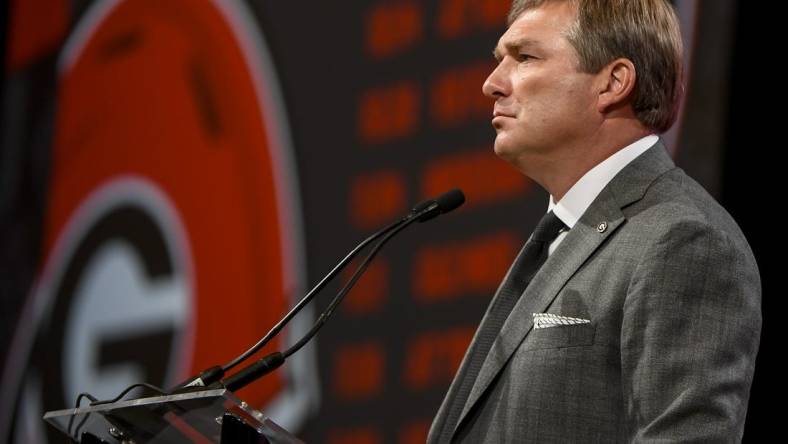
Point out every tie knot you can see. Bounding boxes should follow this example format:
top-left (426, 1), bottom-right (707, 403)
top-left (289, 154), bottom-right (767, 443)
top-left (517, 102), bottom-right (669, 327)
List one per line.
top-left (530, 211), bottom-right (567, 242)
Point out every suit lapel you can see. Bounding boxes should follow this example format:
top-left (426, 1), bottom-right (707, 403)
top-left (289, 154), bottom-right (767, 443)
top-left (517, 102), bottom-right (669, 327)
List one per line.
top-left (451, 141), bottom-right (677, 436)
top-left (455, 192), bottom-right (625, 426)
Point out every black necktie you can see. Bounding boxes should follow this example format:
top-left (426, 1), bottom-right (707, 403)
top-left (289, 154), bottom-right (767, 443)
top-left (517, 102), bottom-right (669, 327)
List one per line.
top-left (440, 211), bottom-right (567, 442)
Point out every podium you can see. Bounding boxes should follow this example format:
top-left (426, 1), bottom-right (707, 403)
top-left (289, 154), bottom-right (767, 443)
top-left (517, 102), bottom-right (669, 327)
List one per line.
top-left (43, 387), bottom-right (303, 443)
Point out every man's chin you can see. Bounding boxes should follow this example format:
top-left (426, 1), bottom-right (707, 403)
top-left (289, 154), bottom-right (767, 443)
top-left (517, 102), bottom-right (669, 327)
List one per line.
top-left (493, 140), bottom-right (520, 163)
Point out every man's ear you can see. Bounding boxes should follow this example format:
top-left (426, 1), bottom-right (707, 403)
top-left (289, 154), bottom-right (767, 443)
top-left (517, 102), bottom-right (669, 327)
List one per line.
top-left (596, 58), bottom-right (637, 113)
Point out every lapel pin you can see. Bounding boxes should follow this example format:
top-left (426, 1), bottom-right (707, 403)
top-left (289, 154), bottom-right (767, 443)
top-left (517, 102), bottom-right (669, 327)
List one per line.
top-left (597, 221), bottom-right (608, 233)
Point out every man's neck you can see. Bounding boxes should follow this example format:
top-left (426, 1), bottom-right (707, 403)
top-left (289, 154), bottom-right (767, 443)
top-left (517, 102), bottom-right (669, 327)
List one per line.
top-left (519, 125), bottom-right (651, 201)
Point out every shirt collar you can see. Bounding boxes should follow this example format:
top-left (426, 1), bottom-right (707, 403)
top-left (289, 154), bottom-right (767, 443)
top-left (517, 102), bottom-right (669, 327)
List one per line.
top-left (548, 135), bottom-right (659, 228)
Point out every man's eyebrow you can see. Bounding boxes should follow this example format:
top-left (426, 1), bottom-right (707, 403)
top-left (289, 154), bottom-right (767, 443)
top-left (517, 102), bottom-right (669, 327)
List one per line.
top-left (493, 38), bottom-right (542, 61)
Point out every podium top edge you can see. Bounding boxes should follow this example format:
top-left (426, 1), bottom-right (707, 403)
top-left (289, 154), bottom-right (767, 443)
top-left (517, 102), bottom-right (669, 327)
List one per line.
top-left (42, 388), bottom-right (231, 419)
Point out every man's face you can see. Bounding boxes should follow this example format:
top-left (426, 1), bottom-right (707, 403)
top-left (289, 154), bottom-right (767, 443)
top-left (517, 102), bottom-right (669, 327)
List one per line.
top-left (484, 2), bottom-right (598, 166)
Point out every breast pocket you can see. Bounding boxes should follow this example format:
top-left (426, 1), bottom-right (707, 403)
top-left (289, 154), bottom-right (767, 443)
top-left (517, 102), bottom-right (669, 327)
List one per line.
top-left (520, 322), bottom-right (596, 351)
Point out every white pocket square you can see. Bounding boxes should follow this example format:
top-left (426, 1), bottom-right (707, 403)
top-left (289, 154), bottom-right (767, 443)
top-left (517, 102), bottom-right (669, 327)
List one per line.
top-left (532, 313), bottom-right (591, 329)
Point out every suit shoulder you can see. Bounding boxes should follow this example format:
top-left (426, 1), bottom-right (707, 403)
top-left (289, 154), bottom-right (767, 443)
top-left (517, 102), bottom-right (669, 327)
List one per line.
top-left (625, 167), bottom-right (758, 276)
top-left (632, 168), bottom-right (745, 243)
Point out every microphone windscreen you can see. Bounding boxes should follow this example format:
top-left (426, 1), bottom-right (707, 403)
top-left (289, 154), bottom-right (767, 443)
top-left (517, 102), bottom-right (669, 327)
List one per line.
top-left (436, 189), bottom-right (465, 214)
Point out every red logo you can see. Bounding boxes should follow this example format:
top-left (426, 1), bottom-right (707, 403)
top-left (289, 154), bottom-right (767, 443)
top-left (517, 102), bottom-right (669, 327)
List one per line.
top-left (1, 0), bottom-right (315, 441)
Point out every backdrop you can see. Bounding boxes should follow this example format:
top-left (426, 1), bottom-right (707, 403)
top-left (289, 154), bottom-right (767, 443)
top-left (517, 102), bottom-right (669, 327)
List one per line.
top-left (0, 0), bottom-right (770, 443)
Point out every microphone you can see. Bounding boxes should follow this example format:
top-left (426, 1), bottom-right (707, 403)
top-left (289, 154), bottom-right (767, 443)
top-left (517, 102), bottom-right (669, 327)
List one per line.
top-left (173, 189), bottom-right (466, 392)
top-left (171, 217), bottom-right (410, 391)
top-left (220, 189), bottom-right (466, 392)
top-left (411, 188), bottom-right (466, 222)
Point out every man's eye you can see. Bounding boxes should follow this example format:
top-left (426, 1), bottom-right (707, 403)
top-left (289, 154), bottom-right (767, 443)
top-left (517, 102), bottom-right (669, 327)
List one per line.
top-left (518, 54), bottom-right (534, 62)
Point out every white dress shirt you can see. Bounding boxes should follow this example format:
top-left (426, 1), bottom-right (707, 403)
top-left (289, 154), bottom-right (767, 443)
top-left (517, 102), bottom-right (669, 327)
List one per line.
top-left (547, 135), bottom-right (659, 256)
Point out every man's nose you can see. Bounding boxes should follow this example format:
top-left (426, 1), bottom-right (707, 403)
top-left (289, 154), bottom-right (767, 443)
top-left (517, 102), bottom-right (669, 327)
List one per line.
top-left (482, 62), bottom-right (509, 99)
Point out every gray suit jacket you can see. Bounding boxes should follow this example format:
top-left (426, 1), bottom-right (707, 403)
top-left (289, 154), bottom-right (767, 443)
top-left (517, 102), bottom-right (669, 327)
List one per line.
top-left (428, 142), bottom-right (762, 443)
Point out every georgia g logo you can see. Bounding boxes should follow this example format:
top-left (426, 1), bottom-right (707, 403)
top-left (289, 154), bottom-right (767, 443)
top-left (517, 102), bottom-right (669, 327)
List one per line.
top-left (3, 179), bottom-right (193, 443)
top-left (0, 0), bottom-right (316, 442)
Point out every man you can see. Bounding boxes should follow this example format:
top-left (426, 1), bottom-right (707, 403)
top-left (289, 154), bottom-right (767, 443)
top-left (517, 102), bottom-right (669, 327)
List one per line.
top-left (428, 0), bottom-right (761, 442)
